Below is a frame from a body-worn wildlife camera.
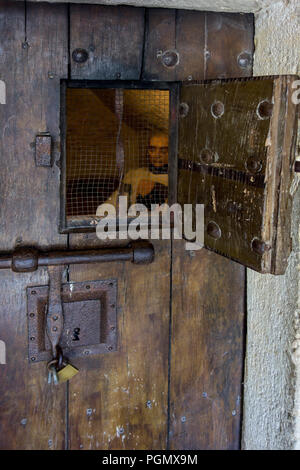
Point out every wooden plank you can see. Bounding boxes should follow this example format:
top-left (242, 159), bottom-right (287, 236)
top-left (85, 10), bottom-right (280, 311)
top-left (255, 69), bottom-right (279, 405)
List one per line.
top-left (67, 237), bottom-right (170, 450)
top-left (142, 8), bottom-right (176, 81)
top-left (0, 2), bottom-right (68, 251)
top-left (169, 242), bottom-right (245, 450)
top-left (0, 2), bottom-right (68, 449)
top-left (142, 9), bottom-right (205, 81)
top-left (70, 5), bottom-right (145, 80)
top-left (206, 13), bottom-right (254, 79)
top-left (169, 12), bottom-right (253, 449)
top-left (174, 10), bottom-right (205, 81)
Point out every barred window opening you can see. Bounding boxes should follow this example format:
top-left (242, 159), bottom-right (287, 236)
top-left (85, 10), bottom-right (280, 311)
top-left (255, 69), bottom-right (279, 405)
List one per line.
top-left (66, 88), bottom-right (170, 221)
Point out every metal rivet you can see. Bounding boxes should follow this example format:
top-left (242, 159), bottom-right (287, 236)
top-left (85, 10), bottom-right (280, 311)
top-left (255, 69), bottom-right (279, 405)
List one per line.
top-left (86, 285), bottom-right (90, 289)
top-left (86, 408), bottom-right (93, 416)
top-left (84, 350), bottom-right (90, 355)
top-left (187, 75), bottom-right (193, 81)
top-left (72, 48), bottom-right (89, 63)
top-left (20, 418), bottom-right (27, 426)
top-left (199, 148), bottom-right (215, 164)
top-left (88, 44), bottom-right (95, 52)
top-left (207, 221), bottom-right (221, 240)
top-left (52, 315), bottom-right (58, 321)
top-left (29, 313), bottom-right (35, 318)
top-left (161, 50), bottom-right (179, 68)
top-left (257, 100), bottom-right (273, 119)
top-left (48, 71), bottom-right (55, 79)
top-left (246, 157), bottom-right (262, 174)
top-left (116, 72), bottom-right (121, 79)
top-left (211, 101), bottom-right (224, 118)
top-left (251, 238), bottom-right (270, 255)
top-left (52, 326), bottom-right (57, 332)
top-left (118, 427), bottom-right (124, 434)
top-left (146, 400), bottom-right (152, 408)
top-left (181, 416), bottom-right (186, 423)
top-left (22, 41), bottom-right (29, 49)
top-left (110, 326), bottom-right (115, 331)
top-left (237, 51), bottom-right (252, 69)
top-left (30, 337), bottom-right (35, 341)
top-left (31, 356), bottom-right (36, 361)
top-left (108, 346), bottom-right (113, 351)
top-left (179, 102), bottom-right (189, 118)
top-left (31, 290), bottom-right (36, 295)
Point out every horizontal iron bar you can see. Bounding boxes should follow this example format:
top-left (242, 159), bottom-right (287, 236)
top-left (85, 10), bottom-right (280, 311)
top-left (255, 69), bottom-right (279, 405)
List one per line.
top-left (0, 242), bottom-right (154, 272)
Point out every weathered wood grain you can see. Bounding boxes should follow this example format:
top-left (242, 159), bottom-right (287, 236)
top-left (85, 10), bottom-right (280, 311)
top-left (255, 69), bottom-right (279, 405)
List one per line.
top-left (169, 12), bottom-right (252, 450)
top-left (169, 242), bottom-right (245, 450)
top-left (0, 2), bottom-right (68, 449)
top-left (67, 238), bottom-right (171, 450)
top-left (70, 5), bottom-right (145, 80)
top-left (142, 9), bottom-right (205, 81)
top-left (0, 2), bottom-right (68, 251)
top-left (206, 13), bottom-right (254, 79)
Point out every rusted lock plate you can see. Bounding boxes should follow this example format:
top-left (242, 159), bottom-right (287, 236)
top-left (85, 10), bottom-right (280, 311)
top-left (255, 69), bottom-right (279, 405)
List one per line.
top-left (27, 279), bottom-right (117, 363)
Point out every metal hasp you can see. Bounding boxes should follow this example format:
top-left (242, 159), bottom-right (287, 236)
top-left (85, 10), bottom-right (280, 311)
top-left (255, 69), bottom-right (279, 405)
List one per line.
top-left (0, 242), bottom-right (155, 272)
top-left (22, 242), bottom-right (154, 363)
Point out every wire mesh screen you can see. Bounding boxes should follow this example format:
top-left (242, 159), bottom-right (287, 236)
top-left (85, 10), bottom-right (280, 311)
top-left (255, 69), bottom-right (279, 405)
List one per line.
top-left (66, 88), bottom-right (170, 218)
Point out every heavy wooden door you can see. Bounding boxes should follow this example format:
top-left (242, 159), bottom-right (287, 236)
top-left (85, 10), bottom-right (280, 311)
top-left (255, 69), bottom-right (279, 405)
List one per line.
top-left (0, 2), bottom-right (251, 449)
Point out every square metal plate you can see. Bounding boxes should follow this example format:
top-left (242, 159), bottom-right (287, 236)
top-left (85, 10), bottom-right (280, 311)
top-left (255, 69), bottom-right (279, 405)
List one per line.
top-left (27, 279), bottom-right (117, 363)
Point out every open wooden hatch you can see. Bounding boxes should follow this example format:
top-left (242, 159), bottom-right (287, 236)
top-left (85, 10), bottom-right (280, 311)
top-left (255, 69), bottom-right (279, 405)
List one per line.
top-left (62, 75), bottom-right (298, 274)
top-left (178, 75), bottom-right (298, 274)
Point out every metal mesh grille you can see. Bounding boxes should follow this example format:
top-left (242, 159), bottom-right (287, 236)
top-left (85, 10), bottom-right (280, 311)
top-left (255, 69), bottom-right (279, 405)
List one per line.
top-left (66, 88), bottom-right (170, 218)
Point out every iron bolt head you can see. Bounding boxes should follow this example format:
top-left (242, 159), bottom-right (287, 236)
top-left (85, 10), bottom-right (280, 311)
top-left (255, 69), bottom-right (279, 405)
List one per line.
top-left (161, 50), bottom-right (179, 68)
top-left (246, 157), bottom-right (262, 173)
top-left (237, 52), bottom-right (252, 69)
top-left (199, 148), bottom-right (215, 165)
top-left (72, 48), bottom-right (89, 63)
top-left (257, 100), bottom-right (273, 119)
top-left (179, 102), bottom-right (189, 118)
top-left (251, 238), bottom-right (270, 255)
top-left (207, 221), bottom-right (222, 240)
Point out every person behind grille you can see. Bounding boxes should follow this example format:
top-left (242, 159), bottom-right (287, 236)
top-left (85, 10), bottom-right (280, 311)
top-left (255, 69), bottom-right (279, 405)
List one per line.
top-left (106, 132), bottom-right (169, 210)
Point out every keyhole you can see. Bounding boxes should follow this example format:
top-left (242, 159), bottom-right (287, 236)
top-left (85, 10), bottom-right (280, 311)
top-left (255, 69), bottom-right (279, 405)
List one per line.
top-left (72, 327), bottom-right (80, 341)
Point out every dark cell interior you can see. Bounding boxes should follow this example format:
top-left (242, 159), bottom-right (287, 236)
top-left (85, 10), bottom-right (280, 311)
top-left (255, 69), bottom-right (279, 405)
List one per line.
top-left (66, 88), bottom-right (170, 218)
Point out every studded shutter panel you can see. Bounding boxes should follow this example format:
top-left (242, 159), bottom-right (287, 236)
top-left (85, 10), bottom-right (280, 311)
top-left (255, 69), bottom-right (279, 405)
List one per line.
top-left (177, 75), bottom-right (298, 274)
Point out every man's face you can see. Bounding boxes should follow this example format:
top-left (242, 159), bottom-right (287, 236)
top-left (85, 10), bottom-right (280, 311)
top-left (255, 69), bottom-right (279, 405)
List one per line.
top-left (148, 134), bottom-right (169, 167)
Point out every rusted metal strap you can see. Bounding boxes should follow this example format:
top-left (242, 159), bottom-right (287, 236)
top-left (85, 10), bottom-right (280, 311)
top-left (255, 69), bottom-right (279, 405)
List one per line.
top-left (1, 242), bottom-right (154, 272)
top-left (46, 265), bottom-right (64, 358)
top-left (178, 158), bottom-right (266, 188)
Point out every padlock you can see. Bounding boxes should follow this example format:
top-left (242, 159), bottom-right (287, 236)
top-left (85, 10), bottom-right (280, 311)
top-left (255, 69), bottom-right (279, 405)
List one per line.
top-left (57, 361), bottom-right (79, 383)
